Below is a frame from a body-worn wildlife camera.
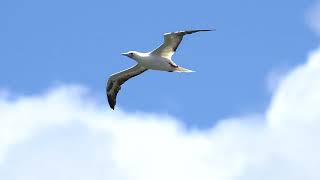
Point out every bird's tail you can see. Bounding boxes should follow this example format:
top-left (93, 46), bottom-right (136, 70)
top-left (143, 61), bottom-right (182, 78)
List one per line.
top-left (174, 66), bottom-right (195, 73)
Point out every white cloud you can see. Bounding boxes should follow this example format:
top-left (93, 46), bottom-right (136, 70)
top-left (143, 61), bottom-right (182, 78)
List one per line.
top-left (0, 48), bottom-right (320, 179)
top-left (306, 1), bottom-right (320, 35)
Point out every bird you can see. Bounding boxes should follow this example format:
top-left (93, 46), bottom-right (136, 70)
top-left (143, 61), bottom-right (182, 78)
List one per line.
top-left (106, 29), bottom-right (213, 110)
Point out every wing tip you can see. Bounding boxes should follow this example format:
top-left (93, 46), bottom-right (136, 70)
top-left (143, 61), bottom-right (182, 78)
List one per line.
top-left (196, 29), bottom-right (216, 32)
top-left (108, 103), bottom-right (115, 110)
top-left (107, 94), bottom-right (116, 110)
top-left (182, 29), bottom-right (216, 35)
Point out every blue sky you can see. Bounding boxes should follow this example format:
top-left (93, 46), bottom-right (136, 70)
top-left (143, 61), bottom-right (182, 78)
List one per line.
top-left (2, 0), bottom-right (320, 179)
top-left (0, 0), bottom-right (318, 128)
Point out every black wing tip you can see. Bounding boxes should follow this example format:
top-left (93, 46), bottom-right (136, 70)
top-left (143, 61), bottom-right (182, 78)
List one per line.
top-left (108, 102), bottom-right (115, 110)
top-left (107, 94), bottom-right (116, 110)
top-left (183, 29), bottom-right (215, 35)
top-left (195, 29), bottom-right (215, 32)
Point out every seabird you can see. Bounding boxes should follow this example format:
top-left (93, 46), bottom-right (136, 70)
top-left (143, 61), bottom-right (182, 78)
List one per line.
top-left (107, 29), bottom-right (213, 109)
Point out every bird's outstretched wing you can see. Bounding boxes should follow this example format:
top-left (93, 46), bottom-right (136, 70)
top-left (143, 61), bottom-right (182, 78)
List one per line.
top-left (151, 29), bottom-right (213, 59)
top-left (107, 64), bottom-right (147, 110)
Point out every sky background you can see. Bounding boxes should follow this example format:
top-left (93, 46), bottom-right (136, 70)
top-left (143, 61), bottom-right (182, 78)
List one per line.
top-left (1, 0), bottom-right (319, 127)
top-left (1, 0), bottom-right (320, 179)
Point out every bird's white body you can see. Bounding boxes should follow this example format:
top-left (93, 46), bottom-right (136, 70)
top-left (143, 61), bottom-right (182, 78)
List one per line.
top-left (130, 52), bottom-right (178, 72)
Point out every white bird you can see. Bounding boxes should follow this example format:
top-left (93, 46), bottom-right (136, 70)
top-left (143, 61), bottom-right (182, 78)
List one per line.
top-left (107, 29), bottom-right (213, 109)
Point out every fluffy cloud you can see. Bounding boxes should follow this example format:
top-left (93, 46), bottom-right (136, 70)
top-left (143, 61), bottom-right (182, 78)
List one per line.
top-left (0, 48), bottom-right (320, 179)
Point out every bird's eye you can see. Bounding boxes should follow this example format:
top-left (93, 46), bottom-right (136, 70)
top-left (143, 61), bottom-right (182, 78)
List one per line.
top-left (130, 53), bottom-right (134, 56)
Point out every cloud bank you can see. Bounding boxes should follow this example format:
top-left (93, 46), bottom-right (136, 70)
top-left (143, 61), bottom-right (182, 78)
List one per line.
top-left (0, 47), bottom-right (320, 180)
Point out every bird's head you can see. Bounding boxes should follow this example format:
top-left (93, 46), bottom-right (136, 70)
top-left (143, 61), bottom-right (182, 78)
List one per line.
top-left (121, 51), bottom-right (139, 59)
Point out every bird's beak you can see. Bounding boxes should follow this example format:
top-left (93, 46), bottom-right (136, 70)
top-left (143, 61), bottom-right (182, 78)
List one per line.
top-left (121, 53), bottom-right (129, 57)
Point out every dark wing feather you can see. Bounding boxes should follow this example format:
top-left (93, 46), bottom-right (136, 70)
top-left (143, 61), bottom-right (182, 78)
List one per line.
top-left (151, 29), bottom-right (213, 59)
top-left (106, 65), bottom-right (147, 110)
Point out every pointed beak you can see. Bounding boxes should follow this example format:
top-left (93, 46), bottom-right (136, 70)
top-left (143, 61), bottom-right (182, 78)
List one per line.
top-left (121, 53), bottom-right (129, 57)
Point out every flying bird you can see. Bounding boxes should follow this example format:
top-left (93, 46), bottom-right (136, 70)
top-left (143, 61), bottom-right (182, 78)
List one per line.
top-left (107, 29), bottom-right (213, 109)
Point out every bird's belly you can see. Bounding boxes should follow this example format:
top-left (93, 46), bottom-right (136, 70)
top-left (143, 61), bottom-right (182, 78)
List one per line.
top-left (141, 59), bottom-right (174, 71)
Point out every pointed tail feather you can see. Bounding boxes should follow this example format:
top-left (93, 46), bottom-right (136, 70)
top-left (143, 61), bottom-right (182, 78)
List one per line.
top-left (174, 66), bottom-right (195, 73)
